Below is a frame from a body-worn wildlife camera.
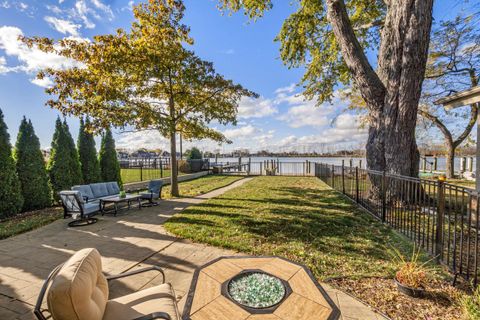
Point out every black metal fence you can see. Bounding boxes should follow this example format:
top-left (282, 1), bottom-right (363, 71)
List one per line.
top-left (315, 162), bottom-right (480, 286)
top-left (119, 157), bottom-right (171, 182)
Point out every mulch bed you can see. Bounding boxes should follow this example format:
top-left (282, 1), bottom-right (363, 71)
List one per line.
top-left (328, 276), bottom-right (465, 320)
top-left (0, 207), bottom-right (62, 223)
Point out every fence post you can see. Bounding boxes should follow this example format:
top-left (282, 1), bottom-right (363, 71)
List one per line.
top-left (435, 179), bottom-right (446, 261)
top-left (381, 171), bottom-right (386, 222)
top-left (355, 166), bottom-right (359, 202)
top-left (341, 161), bottom-right (345, 194)
top-left (331, 164), bottom-right (335, 188)
top-left (140, 163), bottom-right (143, 181)
top-left (160, 159), bottom-right (163, 178)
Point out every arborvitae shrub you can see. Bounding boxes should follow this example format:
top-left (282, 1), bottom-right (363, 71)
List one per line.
top-left (99, 128), bottom-right (122, 186)
top-left (78, 118), bottom-right (101, 184)
top-left (0, 109), bottom-right (23, 217)
top-left (14, 117), bottom-right (51, 211)
top-left (47, 117), bottom-right (82, 199)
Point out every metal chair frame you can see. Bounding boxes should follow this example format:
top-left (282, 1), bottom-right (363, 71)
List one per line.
top-left (59, 192), bottom-right (98, 227)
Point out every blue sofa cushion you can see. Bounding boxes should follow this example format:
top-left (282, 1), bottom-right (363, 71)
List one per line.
top-left (71, 185), bottom-right (95, 201)
top-left (106, 182), bottom-right (120, 195)
top-left (83, 202), bottom-right (100, 215)
top-left (90, 183), bottom-right (109, 198)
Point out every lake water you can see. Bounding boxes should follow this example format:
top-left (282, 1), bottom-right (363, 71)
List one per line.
top-left (210, 156), bottom-right (476, 173)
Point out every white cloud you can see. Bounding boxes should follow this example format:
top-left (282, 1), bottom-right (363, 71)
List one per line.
top-left (44, 16), bottom-right (81, 37)
top-left (277, 102), bottom-right (333, 128)
top-left (121, 1), bottom-right (135, 12)
top-left (238, 96), bottom-right (277, 119)
top-left (46, 5), bottom-right (63, 14)
top-left (90, 0), bottom-right (113, 19)
top-left (0, 1), bottom-right (10, 9)
top-left (0, 26), bottom-right (83, 86)
top-left (30, 77), bottom-right (54, 88)
top-left (274, 83), bottom-right (296, 95)
top-left (17, 1), bottom-right (27, 11)
top-left (117, 130), bottom-right (170, 150)
top-left (75, 0), bottom-right (96, 29)
top-left (223, 125), bottom-right (259, 140)
top-left (273, 114), bottom-right (367, 151)
top-left (0, 56), bottom-right (10, 74)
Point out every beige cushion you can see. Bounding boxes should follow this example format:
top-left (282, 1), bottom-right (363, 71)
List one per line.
top-left (103, 283), bottom-right (179, 320)
top-left (48, 248), bottom-right (109, 320)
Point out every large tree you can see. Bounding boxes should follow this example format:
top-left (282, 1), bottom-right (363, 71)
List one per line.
top-left (0, 109), bottom-right (23, 217)
top-left (418, 15), bottom-right (480, 178)
top-left (99, 128), bottom-right (122, 185)
top-left (14, 117), bottom-right (51, 211)
top-left (219, 0), bottom-right (434, 178)
top-left (24, 0), bottom-right (255, 196)
top-left (78, 117), bottom-right (101, 183)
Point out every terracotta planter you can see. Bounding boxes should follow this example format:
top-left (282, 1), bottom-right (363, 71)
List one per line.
top-left (394, 278), bottom-right (425, 298)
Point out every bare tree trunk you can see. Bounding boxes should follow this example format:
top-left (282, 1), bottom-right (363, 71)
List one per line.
top-left (168, 95), bottom-right (179, 197)
top-left (377, 0), bottom-right (433, 177)
top-left (326, 0), bottom-right (433, 179)
top-left (446, 142), bottom-right (455, 179)
top-left (170, 131), bottom-right (179, 197)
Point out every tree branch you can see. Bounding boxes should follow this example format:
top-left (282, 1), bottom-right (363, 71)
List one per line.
top-left (417, 109), bottom-right (453, 144)
top-left (325, 0), bottom-right (386, 110)
top-left (452, 103), bottom-right (478, 148)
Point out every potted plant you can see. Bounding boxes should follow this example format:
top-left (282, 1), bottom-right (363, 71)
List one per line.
top-left (119, 190), bottom-right (126, 199)
top-left (388, 245), bottom-right (433, 298)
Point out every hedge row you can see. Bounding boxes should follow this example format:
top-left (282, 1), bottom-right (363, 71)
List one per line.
top-left (0, 109), bottom-right (122, 219)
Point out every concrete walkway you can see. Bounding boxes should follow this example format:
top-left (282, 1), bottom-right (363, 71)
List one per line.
top-left (0, 178), bottom-right (386, 320)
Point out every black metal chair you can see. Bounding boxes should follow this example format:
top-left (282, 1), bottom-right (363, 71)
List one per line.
top-left (59, 191), bottom-right (99, 227)
top-left (140, 180), bottom-right (163, 207)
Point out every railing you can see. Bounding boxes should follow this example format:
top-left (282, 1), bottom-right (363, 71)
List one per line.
top-left (315, 162), bottom-right (480, 286)
top-left (211, 161), bottom-right (316, 176)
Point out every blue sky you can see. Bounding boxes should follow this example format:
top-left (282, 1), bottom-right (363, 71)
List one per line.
top-left (0, 0), bottom-right (475, 153)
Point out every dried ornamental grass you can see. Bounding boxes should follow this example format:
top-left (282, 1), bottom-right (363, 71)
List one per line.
top-left (388, 244), bottom-right (434, 289)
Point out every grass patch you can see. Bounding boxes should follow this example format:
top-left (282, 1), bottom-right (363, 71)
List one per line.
top-left (121, 168), bottom-right (172, 184)
top-left (0, 207), bottom-right (63, 240)
top-left (447, 178), bottom-right (475, 189)
top-left (165, 176), bottom-right (418, 280)
top-left (161, 175), bottom-right (244, 199)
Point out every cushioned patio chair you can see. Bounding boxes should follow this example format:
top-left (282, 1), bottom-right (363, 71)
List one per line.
top-left (34, 248), bottom-right (180, 320)
top-left (59, 191), bottom-right (99, 227)
top-left (140, 180), bottom-right (163, 207)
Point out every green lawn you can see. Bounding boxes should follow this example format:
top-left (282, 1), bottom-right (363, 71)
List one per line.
top-left (165, 176), bottom-right (421, 280)
top-left (161, 175), bottom-right (244, 199)
top-left (447, 178), bottom-right (475, 189)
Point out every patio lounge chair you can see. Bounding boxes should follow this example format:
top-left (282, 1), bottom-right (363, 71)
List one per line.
top-left (140, 180), bottom-right (163, 207)
top-left (59, 191), bottom-right (99, 227)
top-left (34, 248), bottom-right (180, 320)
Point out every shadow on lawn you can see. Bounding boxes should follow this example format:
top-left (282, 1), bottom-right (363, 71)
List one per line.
top-left (168, 185), bottom-right (405, 270)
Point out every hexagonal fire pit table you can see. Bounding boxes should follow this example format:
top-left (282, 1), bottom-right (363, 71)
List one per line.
top-left (182, 256), bottom-right (340, 320)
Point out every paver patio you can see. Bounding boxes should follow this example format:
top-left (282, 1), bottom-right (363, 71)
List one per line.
top-left (0, 178), bottom-right (386, 320)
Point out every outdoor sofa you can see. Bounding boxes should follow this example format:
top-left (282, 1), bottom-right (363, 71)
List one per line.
top-left (34, 248), bottom-right (180, 320)
top-left (60, 181), bottom-right (163, 226)
top-left (59, 182), bottom-right (121, 227)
